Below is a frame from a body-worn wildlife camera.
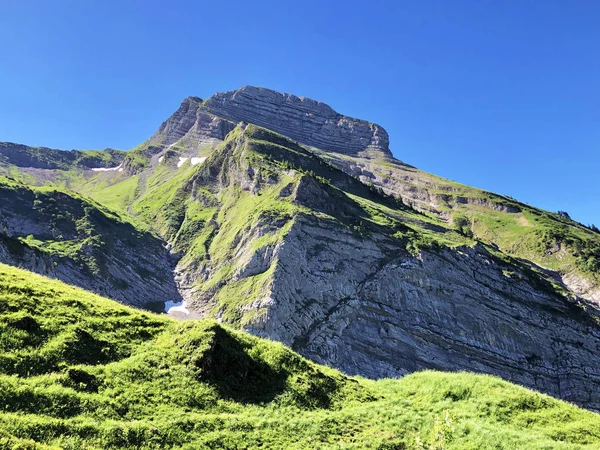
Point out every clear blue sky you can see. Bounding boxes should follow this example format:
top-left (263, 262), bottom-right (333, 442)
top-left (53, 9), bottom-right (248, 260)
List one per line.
top-left (1, 1), bottom-right (598, 225)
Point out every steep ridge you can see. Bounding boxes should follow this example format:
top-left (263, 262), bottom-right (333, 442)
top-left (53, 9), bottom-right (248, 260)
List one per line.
top-left (0, 142), bottom-right (125, 170)
top-left (1, 262), bottom-right (599, 449)
top-left (312, 149), bottom-right (600, 305)
top-left (0, 176), bottom-right (180, 307)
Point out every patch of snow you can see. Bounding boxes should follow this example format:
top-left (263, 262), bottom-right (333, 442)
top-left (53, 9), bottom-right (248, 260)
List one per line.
top-left (177, 157), bottom-right (189, 168)
top-left (158, 156), bottom-right (164, 163)
top-left (91, 164), bottom-right (122, 172)
top-left (165, 300), bottom-right (189, 315)
top-left (191, 157), bottom-right (207, 166)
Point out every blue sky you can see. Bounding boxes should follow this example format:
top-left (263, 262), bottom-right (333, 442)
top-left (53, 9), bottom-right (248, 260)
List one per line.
top-left (1, 1), bottom-right (598, 225)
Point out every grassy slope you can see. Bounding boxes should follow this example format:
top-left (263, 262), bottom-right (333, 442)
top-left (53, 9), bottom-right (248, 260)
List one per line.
top-left (76, 172), bottom-right (141, 213)
top-left (309, 146), bottom-right (600, 293)
top-left (0, 145), bottom-right (126, 193)
top-left (361, 157), bottom-right (600, 286)
top-left (0, 262), bottom-right (599, 450)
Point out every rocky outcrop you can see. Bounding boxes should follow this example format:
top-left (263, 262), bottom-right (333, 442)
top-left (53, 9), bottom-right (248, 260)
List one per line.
top-left (149, 86), bottom-right (392, 159)
top-left (246, 214), bottom-right (600, 410)
top-left (148, 86), bottom-right (391, 160)
top-left (562, 272), bottom-right (600, 305)
top-left (150, 97), bottom-right (236, 150)
top-left (201, 86), bottom-right (392, 159)
top-left (0, 236), bottom-right (180, 309)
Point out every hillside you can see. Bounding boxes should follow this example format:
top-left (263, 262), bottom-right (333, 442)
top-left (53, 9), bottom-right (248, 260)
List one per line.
top-left (0, 176), bottom-right (179, 307)
top-left (314, 147), bottom-right (600, 303)
top-left (0, 86), bottom-right (599, 411)
top-left (1, 263), bottom-right (599, 449)
top-left (0, 142), bottom-right (126, 187)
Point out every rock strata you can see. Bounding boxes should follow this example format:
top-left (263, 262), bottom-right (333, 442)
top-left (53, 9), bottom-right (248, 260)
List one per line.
top-left (150, 97), bottom-right (236, 150)
top-left (248, 214), bottom-right (600, 410)
top-left (201, 86), bottom-right (391, 159)
top-left (150, 87), bottom-right (391, 159)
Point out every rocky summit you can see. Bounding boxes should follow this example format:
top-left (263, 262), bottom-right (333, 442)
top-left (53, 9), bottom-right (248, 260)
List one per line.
top-left (1, 86), bottom-right (599, 414)
top-left (149, 86), bottom-right (392, 159)
top-left (203, 86), bottom-right (392, 159)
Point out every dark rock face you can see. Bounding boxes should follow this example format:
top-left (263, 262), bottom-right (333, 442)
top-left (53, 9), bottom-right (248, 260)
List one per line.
top-left (0, 142), bottom-right (125, 170)
top-left (0, 183), bottom-right (181, 308)
top-left (201, 86), bottom-right (391, 159)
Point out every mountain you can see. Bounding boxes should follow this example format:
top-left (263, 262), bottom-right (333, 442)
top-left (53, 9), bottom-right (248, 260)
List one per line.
top-left (1, 262), bottom-right (599, 449)
top-left (1, 86), bottom-right (599, 412)
top-left (147, 86), bottom-right (391, 159)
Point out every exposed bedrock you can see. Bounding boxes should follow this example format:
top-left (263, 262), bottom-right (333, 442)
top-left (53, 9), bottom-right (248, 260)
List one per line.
top-left (201, 86), bottom-right (392, 159)
top-left (245, 216), bottom-right (600, 410)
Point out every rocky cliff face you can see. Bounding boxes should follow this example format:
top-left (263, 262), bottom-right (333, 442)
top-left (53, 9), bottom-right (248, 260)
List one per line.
top-left (148, 86), bottom-right (391, 160)
top-left (208, 146), bottom-right (599, 410)
top-left (149, 97), bottom-right (236, 150)
top-left (252, 216), bottom-right (600, 410)
top-left (0, 180), bottom-right (181, 308)
top-left (203, 86), bottom-right (391, 159)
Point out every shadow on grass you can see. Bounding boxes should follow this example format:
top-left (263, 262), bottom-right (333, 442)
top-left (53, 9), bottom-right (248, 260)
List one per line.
top-left (195, 326), bottom-right (287, 404)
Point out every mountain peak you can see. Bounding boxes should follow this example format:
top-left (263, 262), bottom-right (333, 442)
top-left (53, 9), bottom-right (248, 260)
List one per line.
top-left (182, 95), bottom-right (203, 105)
top-left (202, 86), bottom-right (392, 159)
top-left (151, 86), bottom-right (392, 159)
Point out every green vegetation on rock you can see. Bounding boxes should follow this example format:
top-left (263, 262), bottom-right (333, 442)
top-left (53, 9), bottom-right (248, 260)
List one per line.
top-left (0, 176), bottom-right (179, 307)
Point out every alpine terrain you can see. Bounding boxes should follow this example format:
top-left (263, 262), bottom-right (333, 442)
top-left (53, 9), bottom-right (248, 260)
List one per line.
top-left (1, 86), bottom-right (599, 448)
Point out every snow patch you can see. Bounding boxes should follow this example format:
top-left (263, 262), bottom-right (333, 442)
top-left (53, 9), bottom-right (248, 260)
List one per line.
top-left (91, 164), bottom-right (122, 172)
top-left (191, 157), bottom-right (207, 166)
top-left (158, 156), bottom-right (164, 163)
top-left (177, 157), bottom-right (189, 168)
top-left (165, 300), bottom-right (189, 315)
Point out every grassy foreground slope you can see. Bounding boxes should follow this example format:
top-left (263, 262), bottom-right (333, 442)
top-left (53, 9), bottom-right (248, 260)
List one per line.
top-left (1, 264), bottom-right (599, 449)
